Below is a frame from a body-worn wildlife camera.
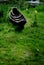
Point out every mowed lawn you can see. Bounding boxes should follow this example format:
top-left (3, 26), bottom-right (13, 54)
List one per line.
top-left (0, 4), bottom-right (44, 65)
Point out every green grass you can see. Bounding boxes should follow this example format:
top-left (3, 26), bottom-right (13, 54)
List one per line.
top-left (0, 3), bottom-right (44, 65)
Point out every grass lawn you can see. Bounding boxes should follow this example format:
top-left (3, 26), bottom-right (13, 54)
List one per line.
top-left (0, 3), bottom-right (44, 65)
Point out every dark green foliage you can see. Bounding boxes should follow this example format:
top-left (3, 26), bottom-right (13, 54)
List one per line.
top-left (31, 21), bottom-right (38, 27)
top-left (40, 0), bottom-right (44, 2)
top-left (0, 11), bottom-right (3, 17)
top-left (35, 5), bottom-right (44, 12)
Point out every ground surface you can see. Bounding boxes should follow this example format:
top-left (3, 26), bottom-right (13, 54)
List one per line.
top-left (0, 4), bottom-right (44, 65)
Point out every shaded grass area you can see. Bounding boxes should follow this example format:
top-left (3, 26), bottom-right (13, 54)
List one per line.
top-left (0, 3), bottom-right (44, 65)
